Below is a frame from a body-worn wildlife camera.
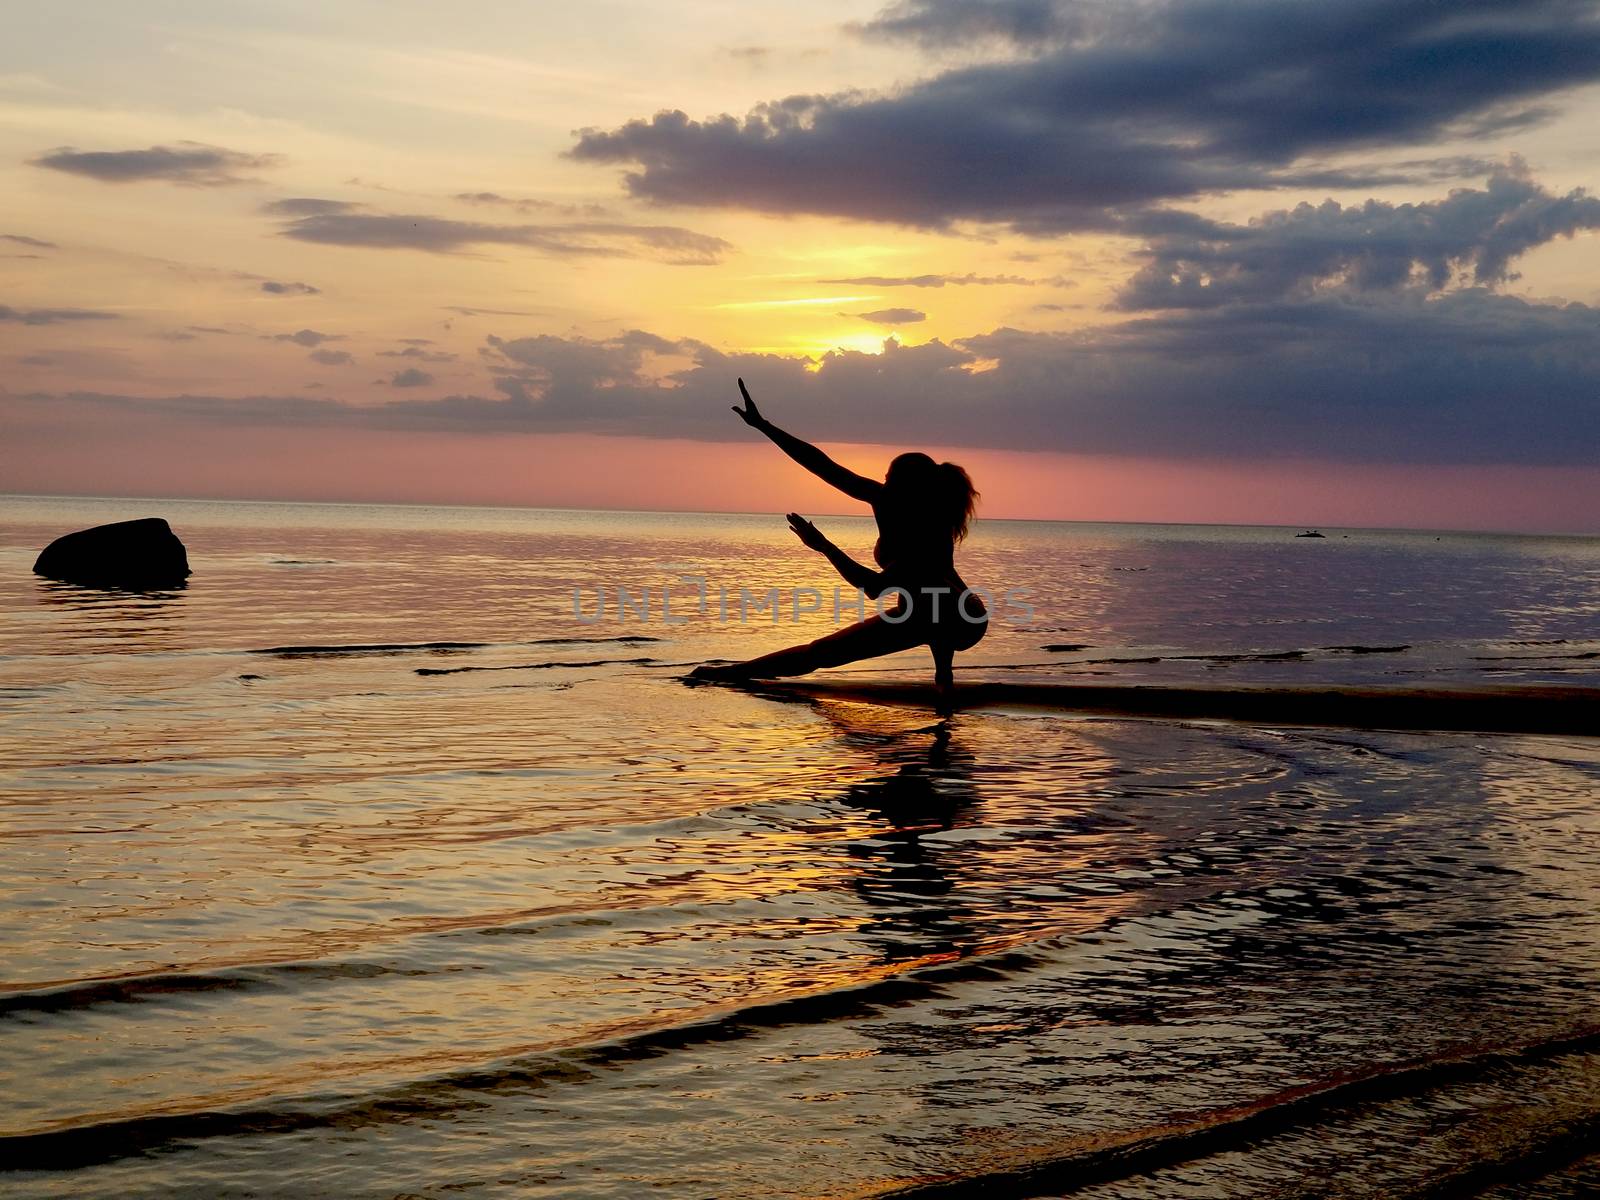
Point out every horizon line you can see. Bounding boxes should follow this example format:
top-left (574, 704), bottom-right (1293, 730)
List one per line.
top-left (5, 491), bottom-right (1598, 541)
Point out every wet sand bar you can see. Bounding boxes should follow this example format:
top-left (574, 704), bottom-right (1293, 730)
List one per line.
top-left (761, 680), bottom-right (1600, 737)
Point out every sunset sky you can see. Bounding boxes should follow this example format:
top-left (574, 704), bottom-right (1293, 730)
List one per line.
top-left (4, 0), bottom-right (1600, 530)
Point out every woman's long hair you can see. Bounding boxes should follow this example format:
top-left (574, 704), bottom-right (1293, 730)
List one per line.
top-left (886, 452), bottom-right (980, 543)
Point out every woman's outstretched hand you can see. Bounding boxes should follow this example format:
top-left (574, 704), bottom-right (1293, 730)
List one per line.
top-left (732, 378), bottom-right (766, 428)
top-left (786, 512), bottom-right (828, 551)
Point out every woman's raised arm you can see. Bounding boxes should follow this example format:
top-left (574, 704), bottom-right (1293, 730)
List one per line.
top-left (734, 379), bottom-right (881, 503)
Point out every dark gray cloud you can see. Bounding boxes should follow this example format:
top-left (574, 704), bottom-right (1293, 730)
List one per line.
top-left (31, 142), bottom-right (280, 186)
top-left (1119, 162), bottom-right (1600, 309)
top-left (451, 191), bottom-right (605, 217)
top-left (261, 280), bottom-right (321, 296)
top-left (262, 197), bottom-right (360, 216)
top-left (36, 286), bottom-right (1600, 466)
top-left (271, 328), bottom-right (340, 347)
top-left (444, 290), bottom-right (1600, 465)
top-left (854, 307), bottom-right (927, 324)
top-left (483, 328), bottom-right (688, 405)
top-left (2, 234), bottom-right (56, 249)
top-left (855, 0), bottom-right (1086, 47)
top-left (822, 272), bottom-right (1038, 287)
top-left (571, 0), bottom-right (1600, 232)
top-left (22, 151), bottom-right (1600, 471)
top-left (309, 348), bottom-right (354, 366)
top-left (387, 367), bottom-right (434, 387)
top-left (275, 210), bottom-right (730, 264)
top-left (0, 304), bottom-right (119, 325)
top-left (948, 292), bottom-right (1600, 466)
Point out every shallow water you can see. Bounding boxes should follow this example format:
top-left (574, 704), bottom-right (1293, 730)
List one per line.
top-left (3, 496), bottom-right (1600, 1197)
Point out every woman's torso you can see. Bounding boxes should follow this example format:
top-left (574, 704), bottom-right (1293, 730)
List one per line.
top-left (871, 501), bottom-right (983, 627)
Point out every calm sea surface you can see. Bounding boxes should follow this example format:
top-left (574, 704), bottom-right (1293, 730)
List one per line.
top-left (3, 495), bottom-right (1600, 1197)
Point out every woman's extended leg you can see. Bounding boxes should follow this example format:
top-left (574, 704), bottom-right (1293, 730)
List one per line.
top-left (691, 615), bottom-right (928, 680)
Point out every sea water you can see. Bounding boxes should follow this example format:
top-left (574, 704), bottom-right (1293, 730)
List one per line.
top-left (2, 495), bottom-right (1599, 1197)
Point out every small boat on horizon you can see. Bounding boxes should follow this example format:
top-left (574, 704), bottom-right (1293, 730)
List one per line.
top-left (1296, 529), bottom-right (1326, 538)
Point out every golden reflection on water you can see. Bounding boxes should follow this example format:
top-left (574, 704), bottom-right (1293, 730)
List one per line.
top-left (0, 656), bottom-right (1163, 1143)
top-left (6, 498), bottom-right (1600, 1198)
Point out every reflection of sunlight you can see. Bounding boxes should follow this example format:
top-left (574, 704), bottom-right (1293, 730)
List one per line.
top-left (1478, 739), bottom-right (1600, 882)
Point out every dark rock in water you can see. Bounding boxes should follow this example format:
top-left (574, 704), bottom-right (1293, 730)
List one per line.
top-left (34, 517), bottom-right (191, 590)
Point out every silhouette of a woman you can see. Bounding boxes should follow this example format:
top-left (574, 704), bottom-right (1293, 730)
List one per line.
top-left (691, 379), bottom-right (987, 694)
